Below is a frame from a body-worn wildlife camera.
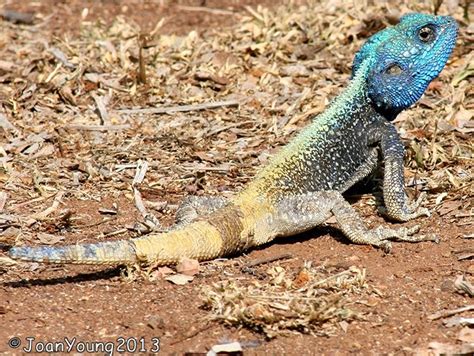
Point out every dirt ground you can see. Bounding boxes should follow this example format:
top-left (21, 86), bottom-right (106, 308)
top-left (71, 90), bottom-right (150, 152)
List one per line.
top-left (0, 0), bottom-right (472, 355)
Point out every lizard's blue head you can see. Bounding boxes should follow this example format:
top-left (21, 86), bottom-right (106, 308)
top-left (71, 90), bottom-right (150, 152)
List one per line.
top-left (352, 13), bottom-right (458, 120)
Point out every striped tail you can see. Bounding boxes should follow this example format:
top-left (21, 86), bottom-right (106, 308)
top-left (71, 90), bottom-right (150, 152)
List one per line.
top-left (8, 240), bottom-right (137, 265)
top-left (8, 200), bottom-right (263, 265)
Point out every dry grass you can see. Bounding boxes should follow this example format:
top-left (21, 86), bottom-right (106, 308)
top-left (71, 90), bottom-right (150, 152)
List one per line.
top-left (202, 263), bottom-right (370, 338)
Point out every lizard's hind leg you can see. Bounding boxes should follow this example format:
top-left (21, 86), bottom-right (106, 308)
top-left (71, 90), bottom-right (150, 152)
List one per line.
top-left (324, 191), bottom-right (438, 251)
top-left (175, 196), bottom-right (228, 226)
top-left (266, 191), bottom-right (437, 252)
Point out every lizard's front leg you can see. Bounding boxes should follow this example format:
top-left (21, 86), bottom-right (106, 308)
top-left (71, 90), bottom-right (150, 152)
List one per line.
top-left (379, 123), bottom-right (430, 222)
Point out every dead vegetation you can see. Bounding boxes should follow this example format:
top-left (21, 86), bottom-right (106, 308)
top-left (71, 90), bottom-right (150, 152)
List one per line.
top-left (0, 0), bottom-right (472, 352)
top-left (202, 264), bottom-right (370, 338)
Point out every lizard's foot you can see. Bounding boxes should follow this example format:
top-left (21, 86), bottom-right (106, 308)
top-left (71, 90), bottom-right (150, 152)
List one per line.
top-left (384, 192), bottom-right (430, 222)
top-left (326, 191), bottom-right (437, 252)
top-left (343, 223), bottom-right (439, 253)
top-left (369, 225), bottom-right (439, 253)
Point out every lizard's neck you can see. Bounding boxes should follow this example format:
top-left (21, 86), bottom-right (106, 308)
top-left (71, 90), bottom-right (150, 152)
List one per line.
top-left (237, 59), bottom-right (377, 202)
top-left (306, 59), bottom-right (373, 129)
top-left (275, 58), bottom-right (373, 151)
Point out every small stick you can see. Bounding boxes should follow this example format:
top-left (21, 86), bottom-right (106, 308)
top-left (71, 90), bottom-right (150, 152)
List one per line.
top-left (49, 47), bottom-right (76, 69)
top-left (457, 251), bottom-right (474, 261)
top-left (244, 253), bottom-right (293, 268)
top-left (137, 33), bottom-right (147, 84)
top-left (30, 191), bottom-right (65, 221)
top-left (66, 124), bottom-right (130, 131)
top-left (92, 94), bottom-right (109, 124)
top-left (443, 316), bottom-right (474, 327)
top-left (0, 192), bottom-right (7, 212)
top-left (79, 218), bottom-right (114, 229)
top-left (118, 99), bottom-right (239, 115)
top-left (454, 275), bottom-right (474, 296)
top-left (132, 160), bottom-right (162, 231)
top-left (176, 5), bottom-right (235, 16)
top-left (428, 305), bottom-right (474, 321)
top-left (0, 10), bottom-right (34, 24)
top-left (99, 228), bottom-right (129, 239)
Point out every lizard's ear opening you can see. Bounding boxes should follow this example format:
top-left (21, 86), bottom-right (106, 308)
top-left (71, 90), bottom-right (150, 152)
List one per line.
top-left (367, 62), bottom-right (423, 121)
top-left (385, 63), bottom-right (403, 76)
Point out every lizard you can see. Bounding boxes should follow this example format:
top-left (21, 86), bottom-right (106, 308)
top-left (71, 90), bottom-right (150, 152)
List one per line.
top-left (7, 13), bottom-right (458, 266)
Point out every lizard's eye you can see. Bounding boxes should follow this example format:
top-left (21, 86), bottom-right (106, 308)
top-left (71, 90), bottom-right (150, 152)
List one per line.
top-left (385, 63), bottom-right (403, 75)
top-left (418, 26), bottom-right (435, 43)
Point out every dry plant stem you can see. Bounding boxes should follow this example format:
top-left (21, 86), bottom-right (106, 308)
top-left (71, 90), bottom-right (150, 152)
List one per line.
top-left (0, 192), bottom-right (7, 212)
top-left (454, 275), bottom-right (474, 296)
top-left (65, 124), bottom-right (130, 131)
top-left (30, 191), bottom-right (65, 221)
top-left (118, 99), bottom-right (239, 115)
top-left (132, 160), bottom-right (162, 230)
top-left (138, 34), bottom-right (147, 84)
top-left (428, 304), bottom-right (474, 320)
top-left (176, 5), bottom-right (236, 16)
top-left (243, 253), bottom-right (293, 268)
top-left (169, 323), bottom-right (213, 346)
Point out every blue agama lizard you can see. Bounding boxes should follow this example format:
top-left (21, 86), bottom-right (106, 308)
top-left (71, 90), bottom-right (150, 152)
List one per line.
top-left (8, 13), bottom-right (458, 265)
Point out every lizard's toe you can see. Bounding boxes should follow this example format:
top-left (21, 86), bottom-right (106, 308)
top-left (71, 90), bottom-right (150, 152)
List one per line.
top-left (380, 241), bottom-right (392, 253)
top-left (406, 225), bottom-right (421, 235)
top-left (422, 233), bottom-right (440, 243)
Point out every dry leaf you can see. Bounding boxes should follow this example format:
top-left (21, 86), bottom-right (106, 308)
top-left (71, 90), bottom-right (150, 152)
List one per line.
top-left (176, 258), bottom-right (200, 276)
top-left (165, 274), bottom-right (194, 285)
top-left (37, 233), bottom-right (64, 245)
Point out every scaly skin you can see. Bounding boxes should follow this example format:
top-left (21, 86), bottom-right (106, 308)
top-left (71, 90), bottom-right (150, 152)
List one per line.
top-left (8, 13), bottom-right (458, 265)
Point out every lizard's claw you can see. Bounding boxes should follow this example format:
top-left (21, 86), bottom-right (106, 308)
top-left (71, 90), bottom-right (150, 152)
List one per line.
top-left (380, 241), bottom-right (392, 254)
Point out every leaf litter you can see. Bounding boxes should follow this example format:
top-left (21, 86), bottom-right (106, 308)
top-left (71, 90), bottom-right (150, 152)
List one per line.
top-left (202, 263), bottom-right (370, 338)
top-left (0, 0), bottom-right (472, 343)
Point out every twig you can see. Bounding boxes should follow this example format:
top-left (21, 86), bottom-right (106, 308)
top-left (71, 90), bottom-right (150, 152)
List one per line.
top-left (179, 163), bottom-right (232, 172)
top-left (30, 191), bottom-right (65, 221)
top-left (92, 94), bottom-right (109, 124)
top-left (203, 120), bottom-right (255, 139)
top-left (432, 0), bottom-right (444, 15)
top-left (137, 33), bottom-right (147, 84)
top-left (244, 6), bottom-right (265, 22)
top-left (118, 99), bottom-right (239, 115)
top-left (454, 275), bottom-right (474, 296)
top-left (285, 104), bottom-right (324, 128)
top-left (65, 124), bottom-right (130, 131)
top-left (133, 160), bottom-right (148, 186)
top-left (176, 5), bottom-right (236, 16)
top-left (0, 192), bottom-right (7, 212)
top-left (132, 160), bottom-right (162, 231)
top-left (11, 193), bottom-right (57, 209)
top-left (457, 250), bottom-right (474, 260)
top-left (79, 218), bottom-right (114, 229)
top-left (244, 253), bottom-right (293, 268)
top-left (170, 323), bottom-right (213, 345)
top-left (428, 305), bottom-right (474, 321)
top-left (443, 316), bottom-right (474, 327)
top-left (49, 47), bottom-right (76, 69)
top-left (99, 228), bottom-right (129, 239)
top-left (0, 10), bottom-right (35, 24)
